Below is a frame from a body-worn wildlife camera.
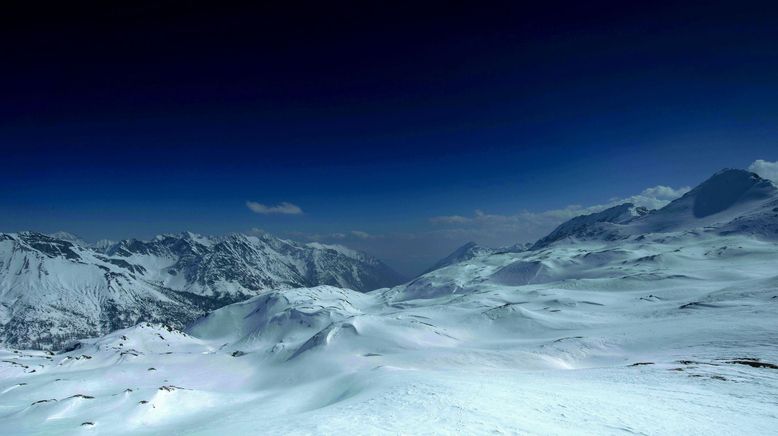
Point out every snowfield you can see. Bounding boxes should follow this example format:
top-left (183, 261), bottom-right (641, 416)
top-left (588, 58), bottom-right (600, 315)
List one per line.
top-left (1, 169), bottom-right (777, 434)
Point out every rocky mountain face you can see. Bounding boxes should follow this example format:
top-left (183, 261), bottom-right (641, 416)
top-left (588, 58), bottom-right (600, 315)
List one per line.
top-left (0, 232), bottom-right (404, 349)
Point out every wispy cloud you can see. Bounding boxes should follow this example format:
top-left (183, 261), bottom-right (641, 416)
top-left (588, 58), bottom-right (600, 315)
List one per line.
top-left (246, 201), bottom-right (303, 215)
top-left (748, 159), bottom-right (778, 183)
top-left (350, 230), bottom-right (373, 239)
top-left (611, 185), bottom-right (691, 210)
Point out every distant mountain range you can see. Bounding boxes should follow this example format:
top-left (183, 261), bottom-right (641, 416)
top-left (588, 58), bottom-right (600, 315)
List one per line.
top-left (2, 168), bottom-right (778, 433)
top-left (2, 168), bottom-right (776, 350)
top-left (0, 232), bottom-right (404, 349)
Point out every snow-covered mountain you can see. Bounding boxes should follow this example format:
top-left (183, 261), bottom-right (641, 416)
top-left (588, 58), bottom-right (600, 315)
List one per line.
top-left (531, 203), bottom-right (649, 249)
top-left (423, 169), bottom-right (776, 272)
top-left (423, 242), bottom-right (532, 275)
top-left (531, 168), bottom-right (778, 250)
top-left (422, 242), bottom-right (495, 274)
top-left (633, 168), bottom-right (778, 235)
top-left (0, 232), bottom-right (403, 349)
top-left (1, 168), bottom-right (777, 433)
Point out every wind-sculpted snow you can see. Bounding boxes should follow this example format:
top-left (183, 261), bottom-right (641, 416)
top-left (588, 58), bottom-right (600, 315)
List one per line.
top-left (2, 229), bottom-right (777, 434)
top-left (1, 168), bottom-right (777, 433)
top-left (189, 286), bottom-right (372, 348)
top-left (0, 232), bottom-right (403, 350)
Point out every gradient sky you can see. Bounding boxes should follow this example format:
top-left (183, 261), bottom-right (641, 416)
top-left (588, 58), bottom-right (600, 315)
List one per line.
top-left (1, 2), bottom-right (777, 275)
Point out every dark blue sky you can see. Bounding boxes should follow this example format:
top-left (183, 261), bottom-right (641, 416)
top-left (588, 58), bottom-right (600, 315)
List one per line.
top-left (1, 2), bottom-right (777, 274)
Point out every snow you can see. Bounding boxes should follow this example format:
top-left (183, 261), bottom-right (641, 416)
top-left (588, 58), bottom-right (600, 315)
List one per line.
top-left (532, 203), bottom-right (648, 249)
top-left (46, 232), bottom-right (87, 246)
top-left (305, 242), bottom-right (362, 259)
top-left (1, 226), bottom-right (777, 434)
top-left (0, 168), bottom-right (777, 433)
top-left (0, 232), bottom-right (404, 349)
top-left (422, 241), bottom-right (496, 274)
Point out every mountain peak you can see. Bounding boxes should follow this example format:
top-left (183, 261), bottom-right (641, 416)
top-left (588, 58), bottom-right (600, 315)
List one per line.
top-left (663, 168), bottom-right (775, 219)
top-left (711, 167), bottom-right (760, 178)
top-left (423, 241), bottom-right (494, 274)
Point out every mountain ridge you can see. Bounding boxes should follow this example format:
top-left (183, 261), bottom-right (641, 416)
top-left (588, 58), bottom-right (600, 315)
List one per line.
top-left (0, 231), bottom-right (404, 349)
top-left (530, 169), bottom-right (778, 250)
top-left (423, 168), bottom-right (778, 272)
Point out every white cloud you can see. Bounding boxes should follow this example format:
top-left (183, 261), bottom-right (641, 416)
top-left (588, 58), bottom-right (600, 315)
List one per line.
top-left (350, 230), bottom-right (372, 239)
top-left (246, 201), bottom-right (303, 215)
top-left (618, 185), bottom-right (691, 210)
top-left (748, 159), bottom-right (778, 183)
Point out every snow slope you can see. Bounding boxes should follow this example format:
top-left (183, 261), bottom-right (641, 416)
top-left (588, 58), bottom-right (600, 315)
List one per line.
top-left (422, 241), bottom-right (496, 274)
top-left (0, 168), bottom-right (776, 434)
top-left (532, 169), bottom-right (778, 249)
top-left (0, 232), bottom-right (403, 349)
top-left (531, 203), bottom-right (649, 249)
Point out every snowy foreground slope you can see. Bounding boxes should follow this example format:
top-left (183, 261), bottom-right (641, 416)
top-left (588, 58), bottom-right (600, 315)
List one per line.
top-left (0, 232), bottom-right (404, 349)
top-left (0, 169), bottom-right (777, 434)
